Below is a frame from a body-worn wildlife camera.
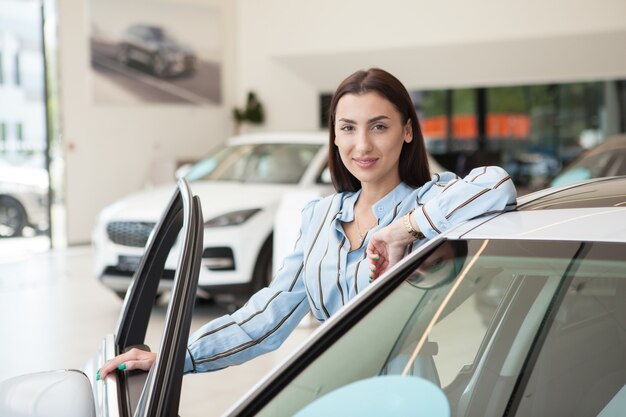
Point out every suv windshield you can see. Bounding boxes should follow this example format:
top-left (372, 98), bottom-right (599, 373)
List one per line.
top-left (185, 143), bottom-right (321, 184)
top-left (254, 239), bottom-right (626, 417)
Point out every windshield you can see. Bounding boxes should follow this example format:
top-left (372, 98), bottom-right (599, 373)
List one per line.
top-left (254, 239), bottom-right (626, 417)
top-left (185, 143), bottom-right (321, 184)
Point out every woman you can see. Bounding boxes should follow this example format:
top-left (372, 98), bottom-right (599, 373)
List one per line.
top-left (98, 68), bottom-right (516, 379)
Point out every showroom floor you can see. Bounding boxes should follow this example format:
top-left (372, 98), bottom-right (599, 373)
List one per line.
top-left (0, 240), bottom-right (316, 417)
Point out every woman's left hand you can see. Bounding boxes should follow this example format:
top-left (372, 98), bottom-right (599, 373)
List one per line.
top-left (366, 216), bottom-right (416, 281)
top-left (97, 348), bottom-right (157, 381)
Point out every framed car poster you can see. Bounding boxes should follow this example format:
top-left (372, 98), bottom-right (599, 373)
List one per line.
top-left (89, 0), bottom-right (222, 105)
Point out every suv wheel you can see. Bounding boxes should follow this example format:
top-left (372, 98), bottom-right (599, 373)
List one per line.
top-left (0, 196), bottom-right (27, 238)
top-left (250, 236), bottom-right (273, 294)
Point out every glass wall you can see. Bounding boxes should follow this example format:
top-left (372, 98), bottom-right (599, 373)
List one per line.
top-left (416, 80), bottom-right (624, 194)
top-left (0, 0), bottom-right (50, 253)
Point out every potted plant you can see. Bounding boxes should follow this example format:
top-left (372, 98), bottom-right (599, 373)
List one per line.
top-left (233, 91), bottom-right (265, 134)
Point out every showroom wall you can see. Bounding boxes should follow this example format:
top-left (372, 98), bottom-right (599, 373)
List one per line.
top-left (57, 0), bottom-right (626, 244)
top-left (57, 0), bottom-right (238, 244)
top-left (236, 0), bottom-right (626, 131)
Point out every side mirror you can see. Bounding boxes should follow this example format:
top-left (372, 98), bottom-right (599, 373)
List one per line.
top-left (293, 375), bottom-right (450, 417)
top-left (0, 370), bottom-right (95, 417)
top-left (319, 167), bottom-right (332, 184)
top-left (175, 163), bottom-right (192, 179)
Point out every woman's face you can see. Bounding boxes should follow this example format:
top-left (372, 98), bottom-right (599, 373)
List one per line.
top-left (334, 92), bottom-right (412, 192)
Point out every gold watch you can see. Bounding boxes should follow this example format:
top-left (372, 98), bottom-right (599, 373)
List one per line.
top-left (404, 210), bottom-right (425, 240)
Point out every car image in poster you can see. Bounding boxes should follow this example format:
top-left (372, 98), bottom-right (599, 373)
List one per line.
top-left (89, 0), bottom-right (222, 105)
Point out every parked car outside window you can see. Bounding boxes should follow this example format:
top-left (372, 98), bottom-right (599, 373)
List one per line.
top-left (0, 163), bottom-right (49, 238)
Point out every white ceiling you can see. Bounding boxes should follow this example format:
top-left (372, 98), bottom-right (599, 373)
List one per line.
top-left (275, 29), bottom-right (626, 91)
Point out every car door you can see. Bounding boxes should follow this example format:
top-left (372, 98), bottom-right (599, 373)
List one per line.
top-left (225, 237), bottom-right (626, 417)
top-left (91, 178), bottom-right (203, 417)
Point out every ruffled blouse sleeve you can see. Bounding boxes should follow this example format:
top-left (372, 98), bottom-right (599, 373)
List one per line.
top-left (411, 166), bottom-right (517, 239)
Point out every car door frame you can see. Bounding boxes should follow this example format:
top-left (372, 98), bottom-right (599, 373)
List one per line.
top-left (98, 178), bottom-right (203, 417)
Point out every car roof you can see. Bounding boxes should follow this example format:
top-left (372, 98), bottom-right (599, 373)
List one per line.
top-left (455, 207), bottom-right (626, 242)
top-left (447, 176), bottom-right (626, 243)
top-left (517, 176), bottom-right (626, 210)
top-left (227, 132), bottom-right (328, 145)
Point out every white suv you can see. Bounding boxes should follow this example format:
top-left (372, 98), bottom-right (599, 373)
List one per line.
top-left (92, 132), bottom-right (332, 300)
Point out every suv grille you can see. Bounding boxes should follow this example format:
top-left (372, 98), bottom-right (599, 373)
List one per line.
top-left (106, 221), bottom-right (156, 247)
top-left (103, 266), bottom-right (176, 279)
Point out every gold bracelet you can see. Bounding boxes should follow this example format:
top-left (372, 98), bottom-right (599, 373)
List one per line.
top-left (404, 210), bottom-right (425, 240)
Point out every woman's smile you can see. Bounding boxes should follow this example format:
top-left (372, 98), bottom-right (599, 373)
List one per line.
top-left (352, 157), bottom-right (379, 169)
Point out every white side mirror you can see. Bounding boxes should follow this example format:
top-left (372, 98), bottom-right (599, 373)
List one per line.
top-left (0, 370), bottom-right (95, 417)
top-left (175, 163), bottom-right (192, 179)
top-left (319, 167), bottom-right (332, 184)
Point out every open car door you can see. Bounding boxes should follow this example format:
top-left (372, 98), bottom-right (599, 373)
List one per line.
top-left (94, 178), bottom-right (203, 417)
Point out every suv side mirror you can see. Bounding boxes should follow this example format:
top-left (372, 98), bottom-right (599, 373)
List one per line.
top-left (0, 370), bottom-right (95, 417)
top-left (319, 167), bottom-right (332, 185)
top-left (175, 163), bottom-right (192, 179)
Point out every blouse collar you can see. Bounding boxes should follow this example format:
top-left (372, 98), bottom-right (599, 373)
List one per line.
top-left (337, 182), bottom-right (414, 222)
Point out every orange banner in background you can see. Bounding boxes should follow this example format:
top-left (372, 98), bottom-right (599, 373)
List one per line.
top-left (422, 114), bottom-right (531, 140)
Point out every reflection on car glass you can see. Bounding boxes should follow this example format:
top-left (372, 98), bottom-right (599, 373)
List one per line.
top-left (406, 241), bottom-right (468, 289)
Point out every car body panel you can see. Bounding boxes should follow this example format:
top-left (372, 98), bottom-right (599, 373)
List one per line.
top-left (98, 182), bottom-right (301, 222)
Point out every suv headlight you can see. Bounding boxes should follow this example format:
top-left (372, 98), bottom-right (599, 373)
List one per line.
top-left (204, 208), bottom-right (261, 227)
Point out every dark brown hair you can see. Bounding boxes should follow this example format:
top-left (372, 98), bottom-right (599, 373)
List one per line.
top-left (327, 68), bottom-right (431, 192)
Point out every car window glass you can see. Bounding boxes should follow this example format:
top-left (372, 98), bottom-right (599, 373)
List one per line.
top-left (185, 145), bottom-right (248, 181)
top-left (252, 240), bottom-right (626, 417)
top-left (185, 143), bottom-right (321, 184)
top-left (512, 243), bottom-right (626, 417)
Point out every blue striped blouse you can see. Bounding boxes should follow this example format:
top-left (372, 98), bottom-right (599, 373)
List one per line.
top-left (184, 166), bottom-right (517, 373)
